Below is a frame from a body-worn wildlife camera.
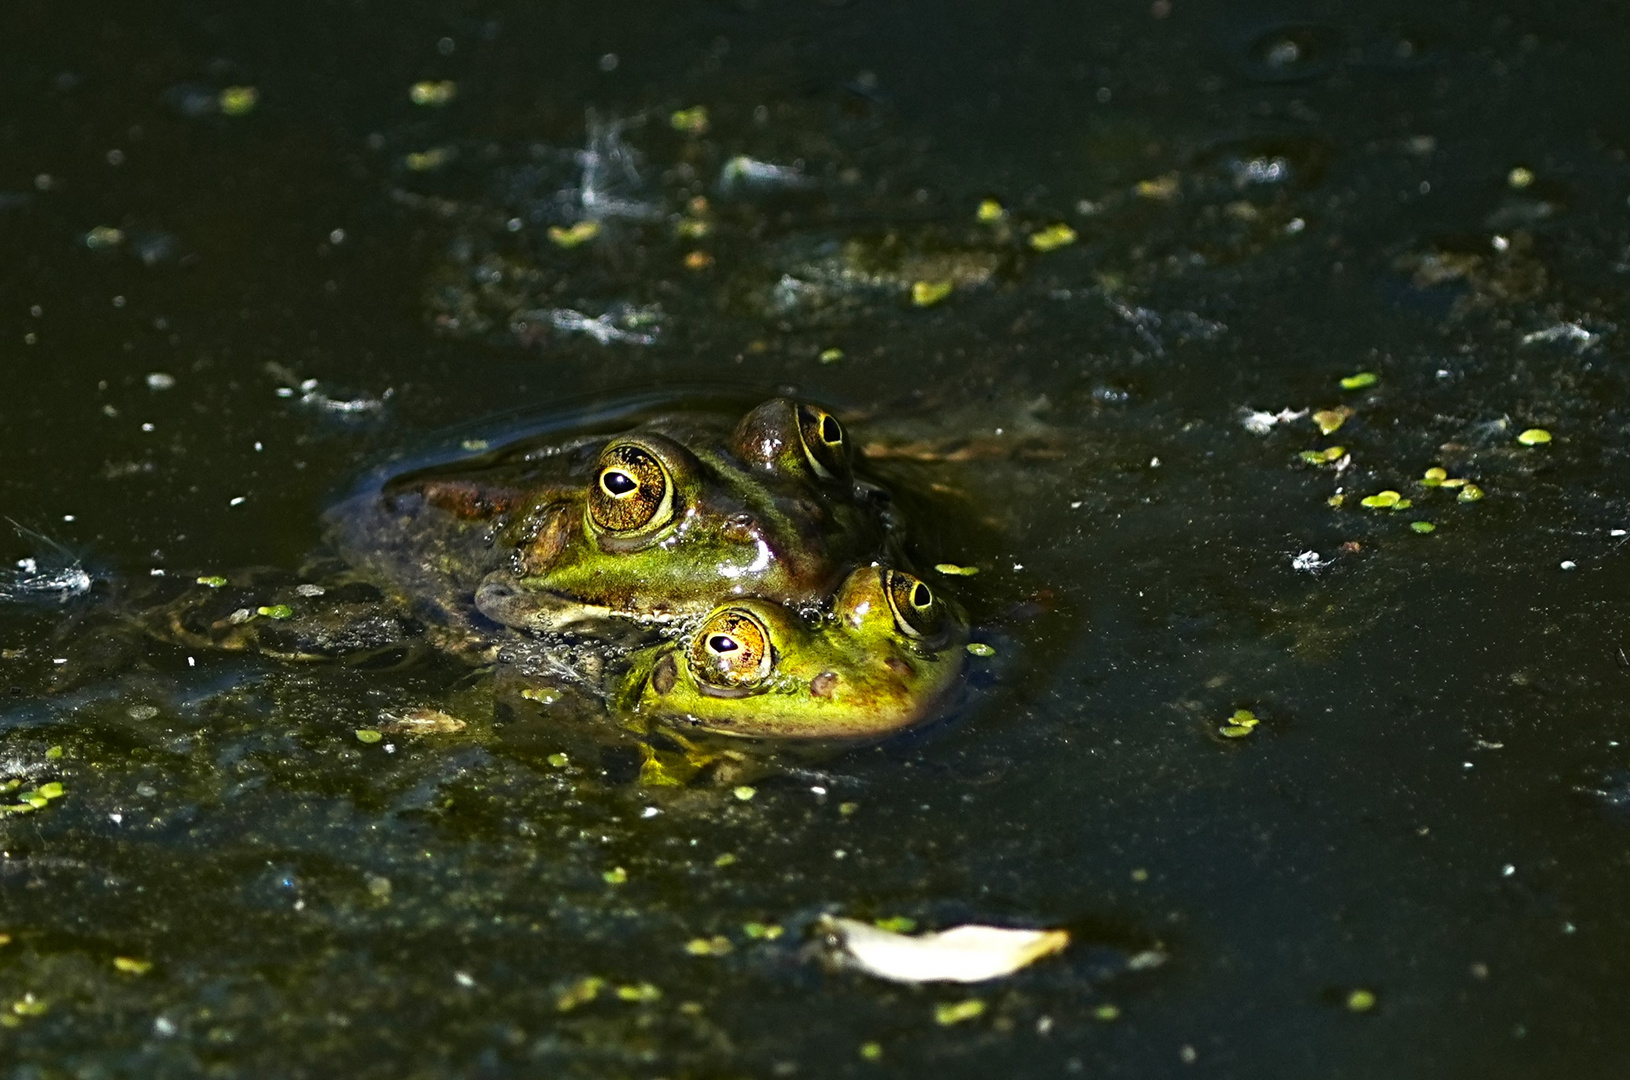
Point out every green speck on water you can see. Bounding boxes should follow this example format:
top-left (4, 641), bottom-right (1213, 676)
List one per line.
top-left (1346, 988), bottom-right (1378, 1012)
top-left (1411, 521), bottom-right (1437, 534)
top-left (1340, 371), bottom-right (1379, 390)
top-left (819, 347), bottom-right (845, 363)
top-left (1361, 490), bottom-right (1402, 509)
top-left (257, 605), bottom-right (294, 620)
top-left (112, 957), bottom-right (152, 975)
top-left (555, 976), bottom-right (605, 1012)
top-left (934, 563), bottom-right (979, 576)
top-left (44, 746), bottom-right (62, 760)
top-left (1458, 484), bottom-right (1485, 503)
top-left (732, 786), bottom-right (756, 801)
top-left (1392, 498), bottom-right (1413, 510)
top-left (1093, 1003), bottom-right (1122, 1021)
top-left (684, 936), bottom-right (733, 956)
top-left (196, 575), bottom-right (228, 588)
top-left (860, 1041), bottom-right (884, 1062)
top-left (1422, 467), bottom-right (1448, 486)
top-left (669, 106), bottom-right (709, 135)
top-left (614, 982), bottom-right (661, 1003)
top-left (218, 86), bottom-right (258, 115)
top-left (10, 995), bottom-right (47, 1018)
top-left (910, 280), bottom-right (953, 307)
top-left (873, 916), bottom-right (917, 933)
top-left (36, 783), bottom-right (63, 800)
top-left (1517, 428), bottom-right (1552, 446)
top-left (743, 922), bottom-right (783, 940)
top-left (545, 752), bottom-right (568, 768)
top-left (975, 198), bottom-right (1005, 223)
top-left (934, 999), bottom-right (986, 1025)
top-left (967, 642), bottom-right (996, 657)
top-left (603, 867), bottom-right (628, 885)
top-left (1028, 223), bottom-right (1077, 252)
top-left (713, 853), bottom-right (737, 868)
top-left (354, 729), bottom-right (383, 744)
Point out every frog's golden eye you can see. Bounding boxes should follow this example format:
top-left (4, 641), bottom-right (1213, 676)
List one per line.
top-left (688, 609), bottom-right (774, 689)
top-left (795, 404), bottom-right (849, 480)
top-left (588, 443), bottom-right (674, 535)
top-left (883, 570), bottom-right (945, 640)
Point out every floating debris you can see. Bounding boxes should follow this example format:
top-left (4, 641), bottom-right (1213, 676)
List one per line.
top-left (1134, 173), bottom-right (1180, 200)
top-left (1239, 407), bottom-right (1309, 435)
top-left (555, 976), bottom-right (605, 1012)
top-left (0, 528), bottom-right (93, 605)
top-left (683, 250), bottom-right (712, 270)
top-left (409, 80), bottom-right (458, 107)
top-left (1339, 371), bottom-right (1379, 391)
top-left (820, 916), bottom-right (1069, 984)
top-left (1028, 224), bottom-right (1077, 252)
top-left (720, 155), bottom-right (809, 192)
top-left (1516, 428), bottom-right (1552, 446)
top-left (379, 708), bottom-right (467, 735)
top-left (1290, 550), bottom-right (1330, 573)
top-left (541, 305), bottom-right (661, 346)
top-left (1507, 166), bottom-right (1535, 190)
top-left (1520, 322), bottom-right (1600, 352)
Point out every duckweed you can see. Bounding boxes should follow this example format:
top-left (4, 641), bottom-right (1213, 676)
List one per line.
top-left (547, 221), bottom-right (601, 248)
top-left (818, 347), bottom-right (845, 363)
top-left (873, 916), bottom-right (917, 933)
top-left (1027, 224), bottom-right (1077, 252)
top-left (1300, 446), bottom-right (1346, 465)
top-left (1458, 484), bottom-right (1485, 503)
top-left (1411, 521), bottom-right (1437, 534)
top-left (732, 786), bottom-right (756, 802)
top-left (1422, 467), bottom-right (1448, 487)
top-left (1340, 371), bottom-right (1379, 391)
top-left (1093, 1004), bottom-right (1122, 1021)
top-left (603, 867), bottom-right (628, 885)
top-left (1360, 490), bottom-right (1402, 509)
top-left (934, 999), bottom-right (986, 1025)
top-left (1312, 408), bottom-right (1351, 435)
top-left (546, 752), bottom-right (568, 768)
top-left (1219, 709), bottom-right (1260, 738)
top-left (354, 729), bottom-right (383, 744)
top-left (615, 983), bottom-right (661, 1002)
top-left (966, 643), bottom-right (996, 657)
top-left (669, 106), bottom-right (709, 134)
top-left (743, 922), bottom-right (783, 940)
top-left (910, 280), bottom-right (953, 307)
top-left (404, 147), bottom-right (456, 172)
top-left (1517, 428), bottom-right (1552, 446)
top-left (113, 957), bottom-right (153, 975)
top-left (257, 605), bottom-right (294, 620)
top-left (554, 976), bottom-right (606, 1012)
top-left (975, 199), bottom-right (1005, 223)
top-left (684, 936), bottom-right (732, 956)
top-left (1346, 988), bottom-right (1378, 1012)
top-left (860, 1041), bottom-right (884, 1061)
top-left (933, 563), bottom-right (980, 576)
top-left (218, 86), bottom-right (258, 115)
top-left (408, 80), bottom-right (458, 107)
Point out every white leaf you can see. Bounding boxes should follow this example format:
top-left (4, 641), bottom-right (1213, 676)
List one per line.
top-left (822, 916), bottom-right (1069, 984)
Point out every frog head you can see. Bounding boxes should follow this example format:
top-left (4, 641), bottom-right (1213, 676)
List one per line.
top-left (474, 400), bottom-right (899, 633)
top-left (617, 566), bottom-right (967, 740)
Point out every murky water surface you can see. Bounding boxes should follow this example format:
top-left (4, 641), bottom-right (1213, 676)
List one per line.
top-left (3, 1), bottom-right (1630, 1075)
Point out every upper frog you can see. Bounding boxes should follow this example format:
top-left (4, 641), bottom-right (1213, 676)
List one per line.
top-left (616, 565), bottom-right (968, 741)
top-left (325, 398), bottom-right (903, 641)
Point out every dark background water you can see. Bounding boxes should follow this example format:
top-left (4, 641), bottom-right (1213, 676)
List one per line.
top-left (3, 1), bottom-right (1630, 1076)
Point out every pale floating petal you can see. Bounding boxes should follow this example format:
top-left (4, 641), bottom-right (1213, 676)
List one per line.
top-left (823, 917), bottom-right (1069, 984)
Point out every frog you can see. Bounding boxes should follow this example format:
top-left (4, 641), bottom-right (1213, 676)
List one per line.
top-left (616, 564), bottom-right (968, 742)
top-left (322, 396), bottom-right (904, 644)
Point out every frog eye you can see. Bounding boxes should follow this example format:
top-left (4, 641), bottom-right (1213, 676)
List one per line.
top-left (795, 404), bottom-right (850, 480)
top-left (588, 443), bottom-right (675, 535)
top-left (883, 570), bottom-right (946, 640)
top-left (688, 609), bottom-right (774, 690)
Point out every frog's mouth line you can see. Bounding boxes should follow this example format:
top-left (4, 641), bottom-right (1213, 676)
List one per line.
top-left (475, 575), bottom-right (616, 633)
top-left (694, 682), bottom-right (755, 700)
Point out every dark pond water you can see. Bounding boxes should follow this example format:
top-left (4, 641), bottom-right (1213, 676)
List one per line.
top-left (3, 1), bottom-right (1630, 1076)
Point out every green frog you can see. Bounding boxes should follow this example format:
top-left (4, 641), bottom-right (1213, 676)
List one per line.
top-left (618, 565), bottom-right (967, 742)
top-left (129, 397), bottom-right (970, 746)
top-left (325, 397), bottom-right (901, 643)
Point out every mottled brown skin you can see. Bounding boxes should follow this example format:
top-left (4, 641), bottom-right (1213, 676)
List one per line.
top-left (325, 399), bottom-right (903, 639)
